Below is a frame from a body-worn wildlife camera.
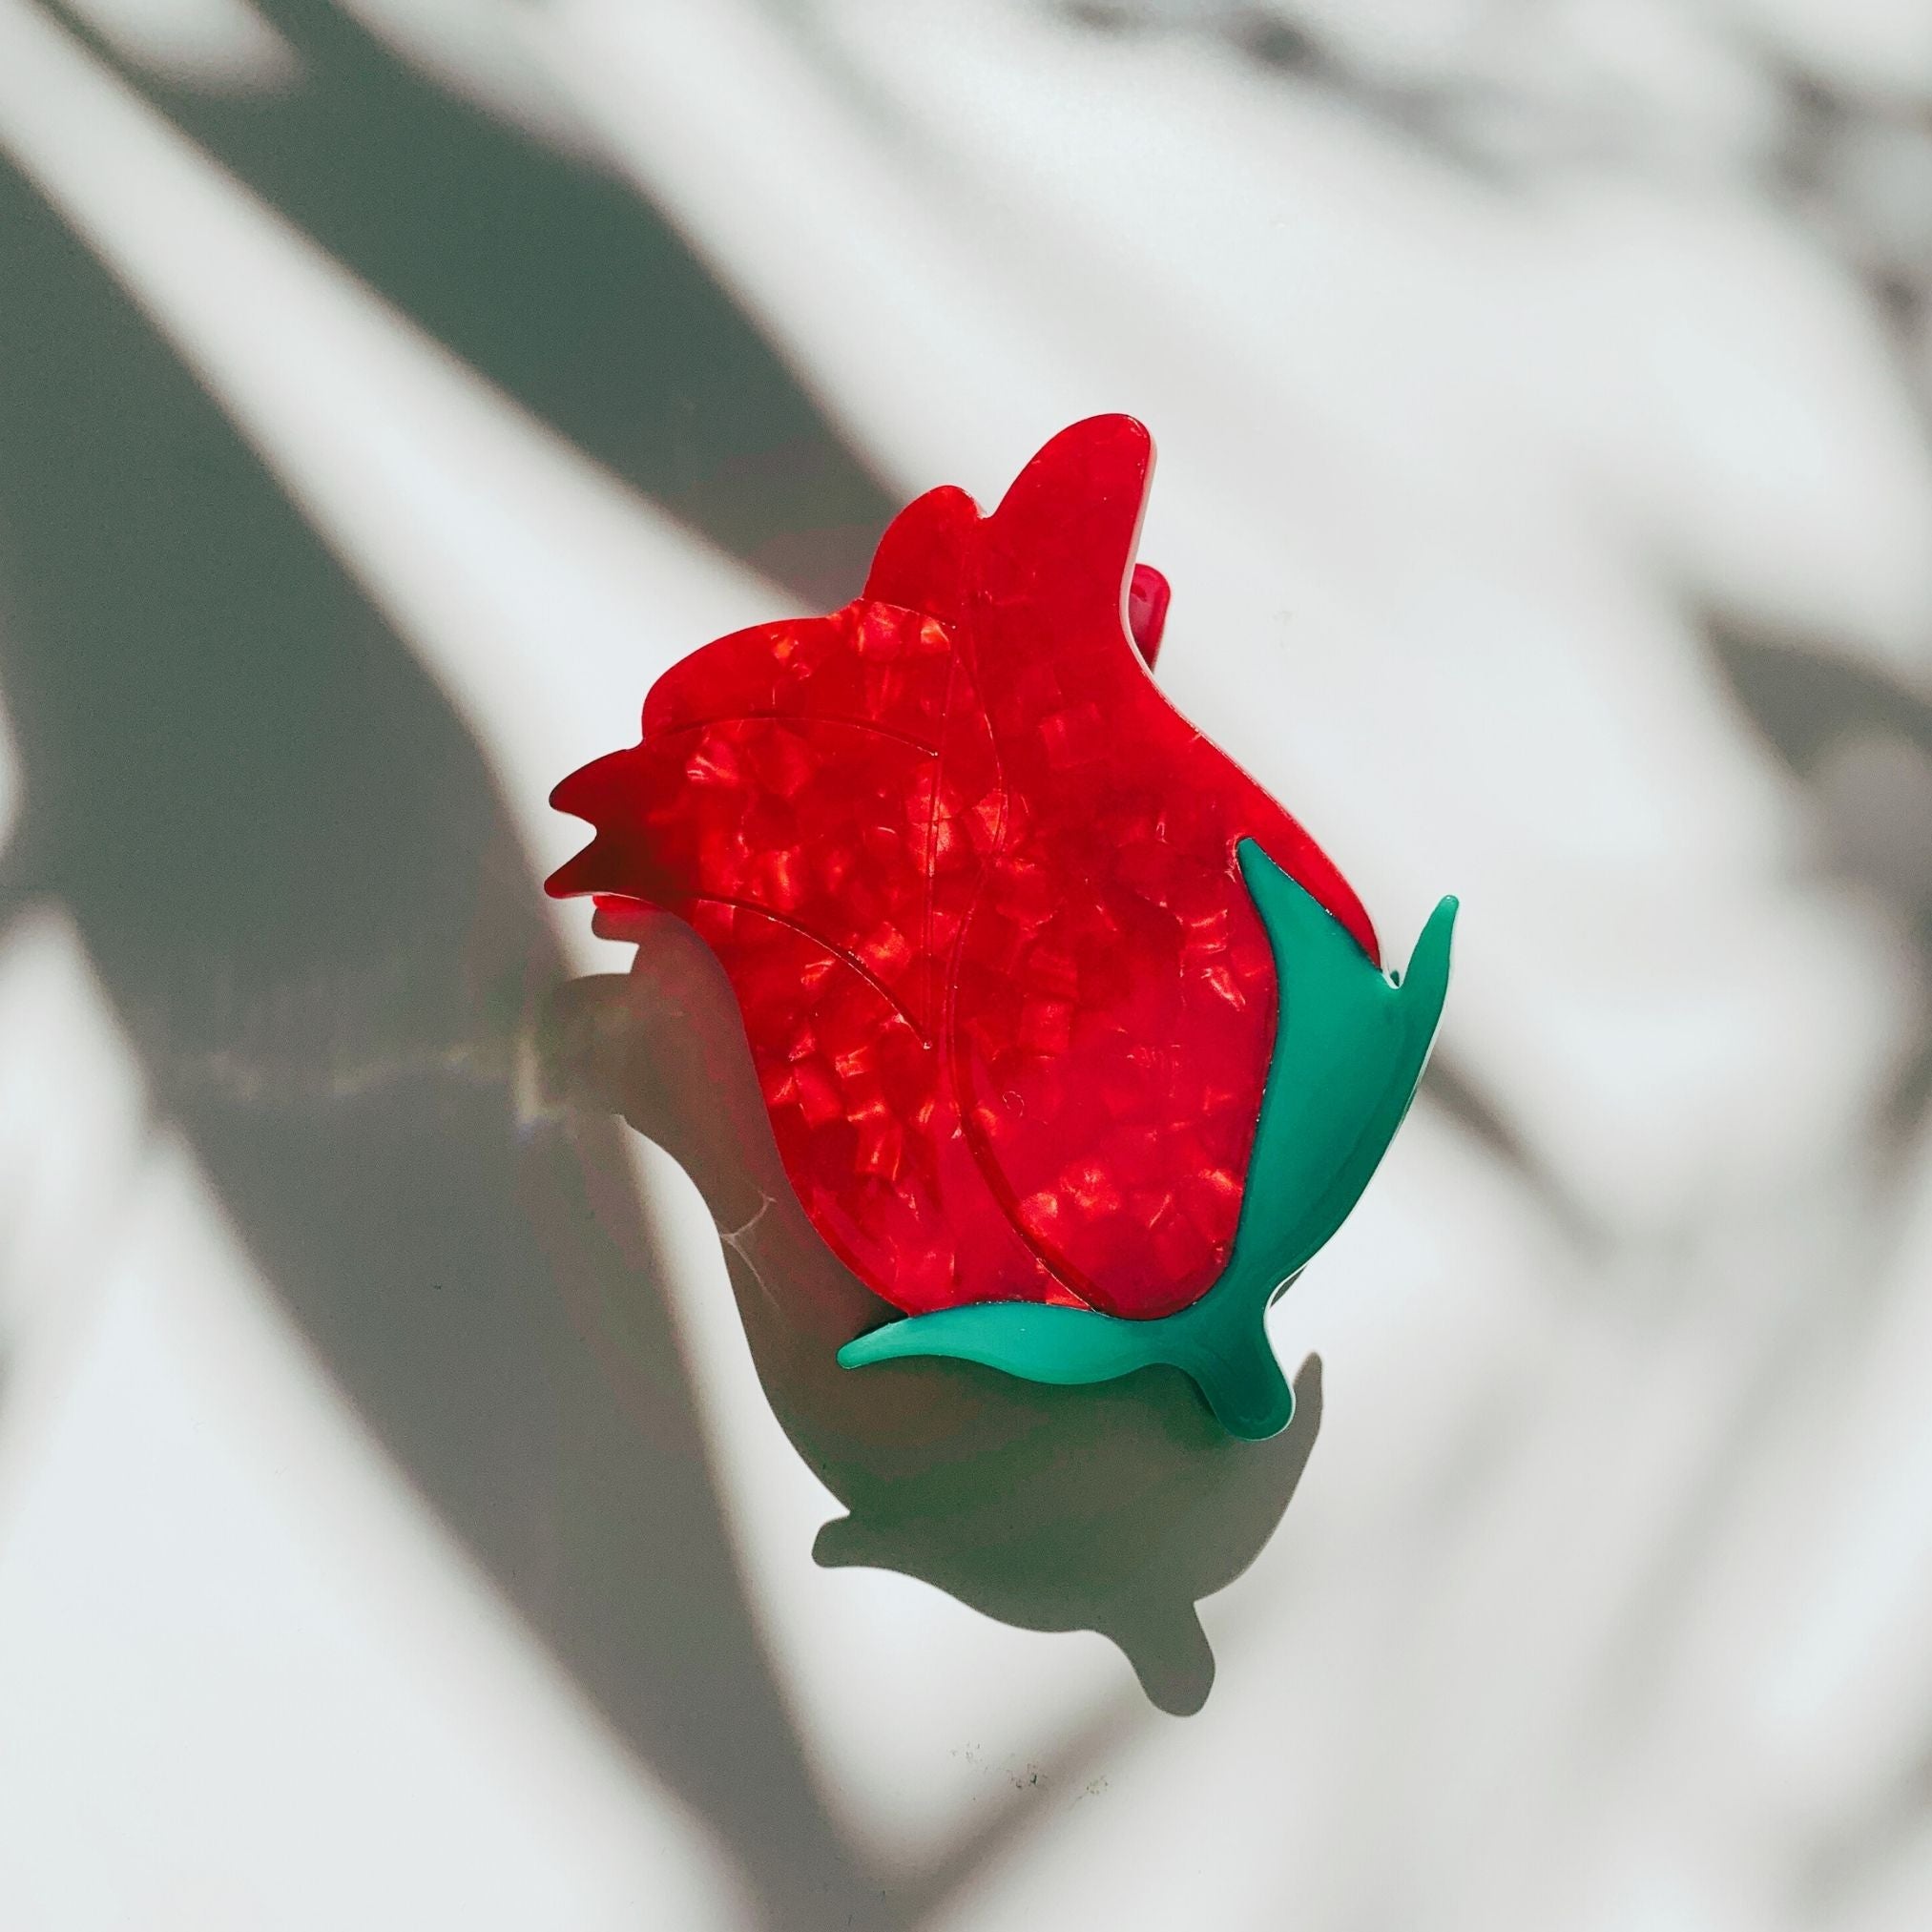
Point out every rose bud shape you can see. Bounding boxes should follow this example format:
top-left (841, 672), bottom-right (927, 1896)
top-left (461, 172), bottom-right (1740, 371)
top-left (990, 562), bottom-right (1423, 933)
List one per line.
top-left (549, 417), bottom-right (1455, 1439)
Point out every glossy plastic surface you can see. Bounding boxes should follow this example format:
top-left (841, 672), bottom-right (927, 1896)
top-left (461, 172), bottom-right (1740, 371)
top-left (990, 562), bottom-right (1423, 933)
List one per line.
top-left (1127, 562), bottom-right (1170, 668)
top-left (548, 417), bottom-right (1419, 1343)
top-left (839, 842), bottom-right (1457, 1438)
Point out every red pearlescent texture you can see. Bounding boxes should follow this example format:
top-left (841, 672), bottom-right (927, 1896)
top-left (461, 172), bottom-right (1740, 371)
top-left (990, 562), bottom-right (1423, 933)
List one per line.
top-left (550, 416), bottom-right (1378, 1320)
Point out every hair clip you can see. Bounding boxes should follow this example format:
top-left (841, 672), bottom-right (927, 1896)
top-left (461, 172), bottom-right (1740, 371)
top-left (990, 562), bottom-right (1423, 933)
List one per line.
top-left (549, 416), bottom-right (1455, 1438)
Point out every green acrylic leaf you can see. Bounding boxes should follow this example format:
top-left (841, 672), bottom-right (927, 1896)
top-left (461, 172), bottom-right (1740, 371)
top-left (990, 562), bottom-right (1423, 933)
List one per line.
top-left (838, 841), bottom-right (1457, 1439)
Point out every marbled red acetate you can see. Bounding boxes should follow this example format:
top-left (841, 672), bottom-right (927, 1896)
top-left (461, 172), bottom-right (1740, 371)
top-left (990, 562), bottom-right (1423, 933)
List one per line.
top-left (549, 417), bottom-right (1378, 1319)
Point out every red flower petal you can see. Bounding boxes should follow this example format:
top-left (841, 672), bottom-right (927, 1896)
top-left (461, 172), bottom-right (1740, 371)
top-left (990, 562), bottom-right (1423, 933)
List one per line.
top-left (550, 416), bottom-right (1379, 1320)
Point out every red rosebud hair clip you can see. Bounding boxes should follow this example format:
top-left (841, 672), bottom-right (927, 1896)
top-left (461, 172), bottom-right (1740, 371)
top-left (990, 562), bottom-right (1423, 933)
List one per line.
top-left (549, 418), bottom-right (1455, 1438)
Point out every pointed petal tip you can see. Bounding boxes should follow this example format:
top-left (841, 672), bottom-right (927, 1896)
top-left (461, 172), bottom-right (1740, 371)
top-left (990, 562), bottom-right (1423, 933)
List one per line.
top-left (1391, 893), bottom-right (1457, 1017)
top-left (1061, 410), bottom-right (1153, 448)
top-left (836, 1327), bottom-right (902, 1370)
top-left (862, 483), bottom-right (982, 607)
top-left (1024, 412), bottom-right (1153, 478)
top-left (548, 762), bottom-right (603, 819)
top-left (1409, 893), bottom-right (1459, 969)
top-left (1001, 414), bottom-right (1154, 514)
top-left (544, 843), bottom-right (604, 901)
